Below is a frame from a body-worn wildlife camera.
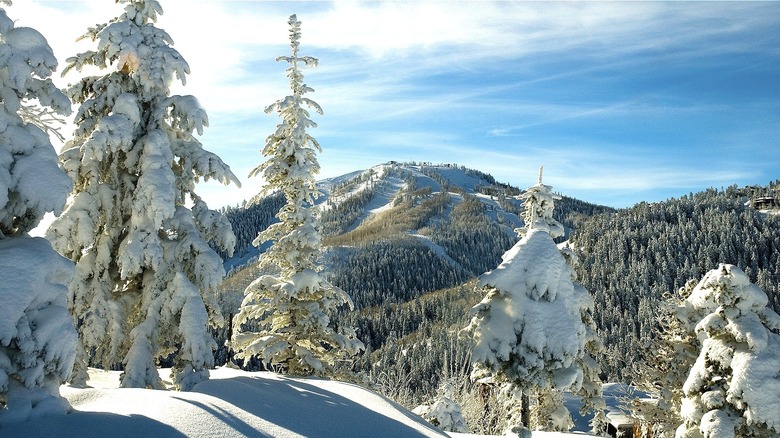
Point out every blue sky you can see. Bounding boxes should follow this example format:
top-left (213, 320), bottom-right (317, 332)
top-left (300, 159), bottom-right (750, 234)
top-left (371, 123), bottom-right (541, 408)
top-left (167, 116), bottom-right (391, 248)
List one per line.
top-left (15, 1), bottom-right (780, 208)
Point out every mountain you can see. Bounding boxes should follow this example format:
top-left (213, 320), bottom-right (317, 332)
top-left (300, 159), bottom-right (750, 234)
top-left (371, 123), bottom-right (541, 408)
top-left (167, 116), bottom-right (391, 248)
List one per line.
top-left (213, 163), bottom-right (780, 434)
top-left (211, 162), bottom-right (613, 434)
top-left (215, 162), bottom-right (611, 313)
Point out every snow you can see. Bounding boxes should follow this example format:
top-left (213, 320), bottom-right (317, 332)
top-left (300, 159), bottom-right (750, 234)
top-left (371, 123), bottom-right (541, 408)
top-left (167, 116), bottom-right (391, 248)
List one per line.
top-left (450, 432), bottom-right (594, 438)
top-left (414, 165), bottom-right (483, 192)
top-left (1, 7), bottom-right (72, 235)
top-left (414, 383), bottom-right (469, 433)
top-left (729, 331), bottom-right (780, 431)
top-left (324, 171), bottom-right (406, 221)
top-left (0, 367), bottom-right (603, 437)
top-left (0, 367), bottom-right (447, 437)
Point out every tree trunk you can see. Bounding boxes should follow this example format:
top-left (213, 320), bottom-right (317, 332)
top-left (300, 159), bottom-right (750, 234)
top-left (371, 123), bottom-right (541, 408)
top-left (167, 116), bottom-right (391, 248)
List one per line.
top-left (521, 391), bottom-right (530, 427)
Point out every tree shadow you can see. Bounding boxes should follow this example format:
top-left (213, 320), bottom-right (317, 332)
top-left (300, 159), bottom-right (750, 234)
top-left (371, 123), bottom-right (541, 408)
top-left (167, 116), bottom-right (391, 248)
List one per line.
top-left (0, 411), bottom-right (188, 438)
top-left (191, 375), bottom-right (446, 437)
top-left (168, 396), bottom-right (273, 437)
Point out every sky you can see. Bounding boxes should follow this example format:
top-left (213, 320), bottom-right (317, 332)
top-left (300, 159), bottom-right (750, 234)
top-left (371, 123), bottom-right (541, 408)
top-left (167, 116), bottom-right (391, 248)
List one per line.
top-left (9, 0), bottom-right (780, 209)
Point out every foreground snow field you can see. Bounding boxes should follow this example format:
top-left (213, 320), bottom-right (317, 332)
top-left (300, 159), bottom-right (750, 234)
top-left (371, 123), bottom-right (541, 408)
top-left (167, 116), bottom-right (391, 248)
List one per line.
top-left (0, 367), bottom-right (597, 437)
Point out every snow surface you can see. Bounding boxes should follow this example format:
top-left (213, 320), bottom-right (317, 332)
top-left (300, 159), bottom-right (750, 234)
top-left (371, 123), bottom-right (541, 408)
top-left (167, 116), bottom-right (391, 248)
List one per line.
top-left (0, 367), bottom-right (599, 437)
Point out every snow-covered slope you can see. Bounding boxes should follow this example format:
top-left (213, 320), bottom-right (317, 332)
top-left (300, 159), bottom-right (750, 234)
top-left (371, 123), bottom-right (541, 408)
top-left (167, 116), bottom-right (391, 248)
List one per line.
top-left (1, 367), bottom-right (447, 438)
top-left (222, 162), bottom-right (528, 271)
top-left (317, 162), bottom-right (521, 228)
top-left (0, 367), bottom-right (597, 438)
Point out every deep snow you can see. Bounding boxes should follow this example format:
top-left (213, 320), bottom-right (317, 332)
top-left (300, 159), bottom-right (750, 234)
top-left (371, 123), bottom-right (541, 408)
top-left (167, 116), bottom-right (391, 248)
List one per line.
top-left (0, 367), bottom-right (599, 437)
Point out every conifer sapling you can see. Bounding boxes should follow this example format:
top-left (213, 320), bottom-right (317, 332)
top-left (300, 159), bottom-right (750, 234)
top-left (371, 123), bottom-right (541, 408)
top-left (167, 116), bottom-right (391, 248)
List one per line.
top-left (231, 14), bottom-right (363, 377)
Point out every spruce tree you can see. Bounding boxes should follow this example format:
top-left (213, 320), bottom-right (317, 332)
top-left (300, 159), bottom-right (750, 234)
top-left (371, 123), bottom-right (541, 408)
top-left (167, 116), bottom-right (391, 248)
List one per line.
top-left (47, 0), bottom-right (239, 390)
top-left (0, 1), bottom-right (78, 422)
top-left (676, 264), bottom-right (780, 438)
top-left (461, 167), bottom-right (601, 434)
top-left (231, 15), bottom-right (362, 377)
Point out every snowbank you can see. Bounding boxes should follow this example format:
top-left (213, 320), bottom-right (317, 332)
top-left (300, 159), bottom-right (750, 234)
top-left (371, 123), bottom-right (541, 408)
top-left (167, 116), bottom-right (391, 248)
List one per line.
top-left (0, 366), bottom-right (605, 437)
top-left (0, 367), bottom-right (447, 437)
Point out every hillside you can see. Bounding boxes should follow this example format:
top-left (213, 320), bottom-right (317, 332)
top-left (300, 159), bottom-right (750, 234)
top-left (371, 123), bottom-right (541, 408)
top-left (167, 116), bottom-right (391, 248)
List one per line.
top-left (573, 184), bottom-right (780, 381)
top-left (213, 164), bottom-right (780, 433)
top-left (215, 162), bottom-right (611, 326)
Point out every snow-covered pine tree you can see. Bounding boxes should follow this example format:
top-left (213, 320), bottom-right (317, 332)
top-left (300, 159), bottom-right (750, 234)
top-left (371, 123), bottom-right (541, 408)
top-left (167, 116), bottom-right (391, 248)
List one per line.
top-left (676, 264), bottom-right (780, 438)
top-left (46, 0), bottom-right (239, 390)
top-left (461, 167), bottom-right (597, 435)
top-left (231, 15), bottom-right (363, 377)
top-left (0, 1), bottom-right (78, 423)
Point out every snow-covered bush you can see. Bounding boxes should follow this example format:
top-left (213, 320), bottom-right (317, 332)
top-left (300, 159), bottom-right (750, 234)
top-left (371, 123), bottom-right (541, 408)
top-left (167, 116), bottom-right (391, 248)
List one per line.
top-left (231, 15), bottom-right (362, 377)
top-left (0, 1), bottom-right (77, 423)
top-left (676, 264), bottom-right (780, 438)
top-left (461, 168), bottom-right (602, 433)
top-left (47, 0), bottom-right (239, 390)
top-left (413, 382), bottom-right (469, 433)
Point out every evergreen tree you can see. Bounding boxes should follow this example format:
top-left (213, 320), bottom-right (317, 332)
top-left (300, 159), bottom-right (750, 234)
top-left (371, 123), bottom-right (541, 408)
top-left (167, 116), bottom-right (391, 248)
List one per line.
top-left (676, 264), bottom-right (780, 438)
top-left (47, 0), bottom-right (239, 390)
top-left (461, 168), bottom-right (599, 434)
top-left (231, 15), bottom-right (362, 377)
top-left (0, 1), bottom-right (78, 422)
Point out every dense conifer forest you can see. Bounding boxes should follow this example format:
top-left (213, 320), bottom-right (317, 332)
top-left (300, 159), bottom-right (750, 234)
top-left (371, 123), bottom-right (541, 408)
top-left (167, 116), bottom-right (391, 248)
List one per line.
top-left (575, 184), bottom-right (780, 381)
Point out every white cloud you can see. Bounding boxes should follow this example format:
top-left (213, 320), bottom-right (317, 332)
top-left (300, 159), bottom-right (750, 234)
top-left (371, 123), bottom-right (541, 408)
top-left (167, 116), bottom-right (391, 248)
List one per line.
top-left (9, 0), bottom-right (779, 209)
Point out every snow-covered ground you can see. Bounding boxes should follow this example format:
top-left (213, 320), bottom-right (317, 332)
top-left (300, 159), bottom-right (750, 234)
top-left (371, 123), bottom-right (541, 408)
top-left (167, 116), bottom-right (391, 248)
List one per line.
top-left (0, 367), bottom-right (599, 437)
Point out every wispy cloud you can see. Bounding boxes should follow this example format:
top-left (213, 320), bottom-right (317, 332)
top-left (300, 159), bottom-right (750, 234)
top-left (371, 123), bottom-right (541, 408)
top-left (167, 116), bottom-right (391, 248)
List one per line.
top-left (14, 0), bottom-right (780, 208)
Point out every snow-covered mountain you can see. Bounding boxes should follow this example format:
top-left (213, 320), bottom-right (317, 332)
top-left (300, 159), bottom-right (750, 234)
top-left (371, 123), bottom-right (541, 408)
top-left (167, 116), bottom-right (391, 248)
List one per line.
top-left (215, 162), bottom-right (611, 327)
top-left (220, 161), bottom-right (609, 274)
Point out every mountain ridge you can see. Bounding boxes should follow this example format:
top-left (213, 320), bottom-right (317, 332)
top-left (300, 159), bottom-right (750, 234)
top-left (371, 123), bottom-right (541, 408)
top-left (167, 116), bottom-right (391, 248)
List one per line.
top-left (219, 161), bottom-right (612, 273)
